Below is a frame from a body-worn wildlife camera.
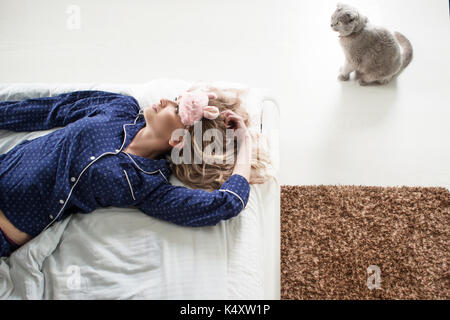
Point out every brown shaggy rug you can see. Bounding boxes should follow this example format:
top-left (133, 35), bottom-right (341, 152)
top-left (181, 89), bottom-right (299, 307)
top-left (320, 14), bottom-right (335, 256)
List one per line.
top-left (280, 185), bottom-right (449, 300)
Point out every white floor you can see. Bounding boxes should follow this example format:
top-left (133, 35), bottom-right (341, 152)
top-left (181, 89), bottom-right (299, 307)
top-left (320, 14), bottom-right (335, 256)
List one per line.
top-left (0, 0), bottom-right (449, 189)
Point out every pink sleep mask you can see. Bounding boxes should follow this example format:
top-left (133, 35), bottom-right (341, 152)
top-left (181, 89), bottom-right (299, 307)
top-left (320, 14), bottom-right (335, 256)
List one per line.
top-left (177, 91), bottom-right (220, 126)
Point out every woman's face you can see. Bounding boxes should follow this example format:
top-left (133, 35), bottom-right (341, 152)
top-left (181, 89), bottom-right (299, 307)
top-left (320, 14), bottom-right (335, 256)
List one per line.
top-left (143, 97), bottom-right (185, 145)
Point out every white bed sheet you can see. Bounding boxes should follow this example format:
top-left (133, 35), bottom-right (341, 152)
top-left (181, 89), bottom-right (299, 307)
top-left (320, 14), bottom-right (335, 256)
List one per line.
top-left (0, 79), bottom-right (279, 299)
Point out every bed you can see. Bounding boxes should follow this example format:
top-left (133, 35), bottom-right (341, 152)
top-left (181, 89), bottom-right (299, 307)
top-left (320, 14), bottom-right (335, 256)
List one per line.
top-left (0, 79), bottom-right (280, 300)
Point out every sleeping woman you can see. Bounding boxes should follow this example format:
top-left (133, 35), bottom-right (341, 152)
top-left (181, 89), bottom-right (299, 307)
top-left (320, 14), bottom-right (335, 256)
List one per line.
top-left (0, 87), bottom-right (271, 257)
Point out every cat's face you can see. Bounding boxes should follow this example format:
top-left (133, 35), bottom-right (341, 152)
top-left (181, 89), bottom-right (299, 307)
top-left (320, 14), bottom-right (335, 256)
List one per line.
top-left (331, 3), bottom-right (365, 36)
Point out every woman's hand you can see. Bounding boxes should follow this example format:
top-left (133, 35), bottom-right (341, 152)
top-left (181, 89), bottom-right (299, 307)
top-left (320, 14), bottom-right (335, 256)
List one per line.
top-left (221, 110), bottom-right (252, 182)
top-left (221, 110), bottom-right (250, 141)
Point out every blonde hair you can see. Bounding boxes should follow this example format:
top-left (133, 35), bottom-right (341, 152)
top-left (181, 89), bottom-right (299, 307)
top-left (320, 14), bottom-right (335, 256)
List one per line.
top-left (168, 86), bottom-right (273, 190)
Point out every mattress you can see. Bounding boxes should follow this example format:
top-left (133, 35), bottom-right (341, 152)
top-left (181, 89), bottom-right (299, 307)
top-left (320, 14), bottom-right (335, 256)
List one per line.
top-left (0, 79), bottom-right (280, 299)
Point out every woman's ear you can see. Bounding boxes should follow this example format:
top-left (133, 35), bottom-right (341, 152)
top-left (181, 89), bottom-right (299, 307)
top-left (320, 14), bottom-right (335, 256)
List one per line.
top-left (169, 131), bottom-right (186, 149)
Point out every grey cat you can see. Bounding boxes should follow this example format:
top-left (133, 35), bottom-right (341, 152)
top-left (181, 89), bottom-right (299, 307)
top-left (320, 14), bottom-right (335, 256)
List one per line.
top-left (331, 3), bottom-right (413, 86)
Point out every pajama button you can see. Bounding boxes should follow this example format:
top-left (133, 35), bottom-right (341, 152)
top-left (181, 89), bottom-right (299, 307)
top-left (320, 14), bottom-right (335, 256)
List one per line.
top-left (59, 199), bottom-right (64, 204)
top-left (49, 215), bottom-right (54, 219)
top-left (70, 177), bottom-right (76, 182)
top-left (90, 156), bottom-right (95, 160)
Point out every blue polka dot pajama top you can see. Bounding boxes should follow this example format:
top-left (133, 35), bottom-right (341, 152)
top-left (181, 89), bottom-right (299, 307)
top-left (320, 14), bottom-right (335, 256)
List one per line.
top-left (0, 90), bottom-right (250, 255)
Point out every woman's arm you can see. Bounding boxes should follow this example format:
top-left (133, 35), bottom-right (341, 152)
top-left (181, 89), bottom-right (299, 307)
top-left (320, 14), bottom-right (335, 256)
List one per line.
top-left (91, 163), bottom-right (250, 227)
top-left (222, 109), bottom-right (252, 182)
top-left (0, 90), bottom-right (137, 132)
top-left (135, 174), bottom-right (250, 227)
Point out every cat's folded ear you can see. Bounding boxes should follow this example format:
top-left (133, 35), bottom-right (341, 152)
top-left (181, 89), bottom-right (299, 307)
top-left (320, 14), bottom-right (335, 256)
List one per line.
top-left (344, 11), bottom-right (356, 20)
top-left (361, 15), bottom-right (368, 24)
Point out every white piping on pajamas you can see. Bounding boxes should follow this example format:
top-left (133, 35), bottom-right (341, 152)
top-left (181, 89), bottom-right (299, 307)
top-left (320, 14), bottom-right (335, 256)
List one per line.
top-left (43, 108), bottom-right (149, 231)
top-left (118, 109), bottom-right (141, 150)
top-left (43, 150), bottom-right (117, 231)
top-left (121, 151), bottom-right (168, 182)
top-left (123, 170), bottom-right (136, 200)
top-left (219, 189), bottom-right (245, 211)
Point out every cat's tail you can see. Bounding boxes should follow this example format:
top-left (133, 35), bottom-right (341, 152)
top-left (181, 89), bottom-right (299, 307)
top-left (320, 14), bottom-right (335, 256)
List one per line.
top-left (394, 31), bottom-right (413, 73)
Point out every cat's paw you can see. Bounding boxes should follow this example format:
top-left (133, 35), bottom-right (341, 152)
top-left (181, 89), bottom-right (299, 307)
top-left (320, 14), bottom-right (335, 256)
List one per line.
top-left (358, 79), bottom-right (369, 86)
top-left (338, 74), bottom-right (350, 81)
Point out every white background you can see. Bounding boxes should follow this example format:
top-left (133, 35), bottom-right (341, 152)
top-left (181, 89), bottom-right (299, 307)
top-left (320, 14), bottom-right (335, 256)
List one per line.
top-left (0, 0), bottom-right (449, 188)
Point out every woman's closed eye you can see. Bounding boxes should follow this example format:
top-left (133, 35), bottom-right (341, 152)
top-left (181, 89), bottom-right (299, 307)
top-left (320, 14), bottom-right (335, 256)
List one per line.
top-left (159, 99), bottom-right (179, 114)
